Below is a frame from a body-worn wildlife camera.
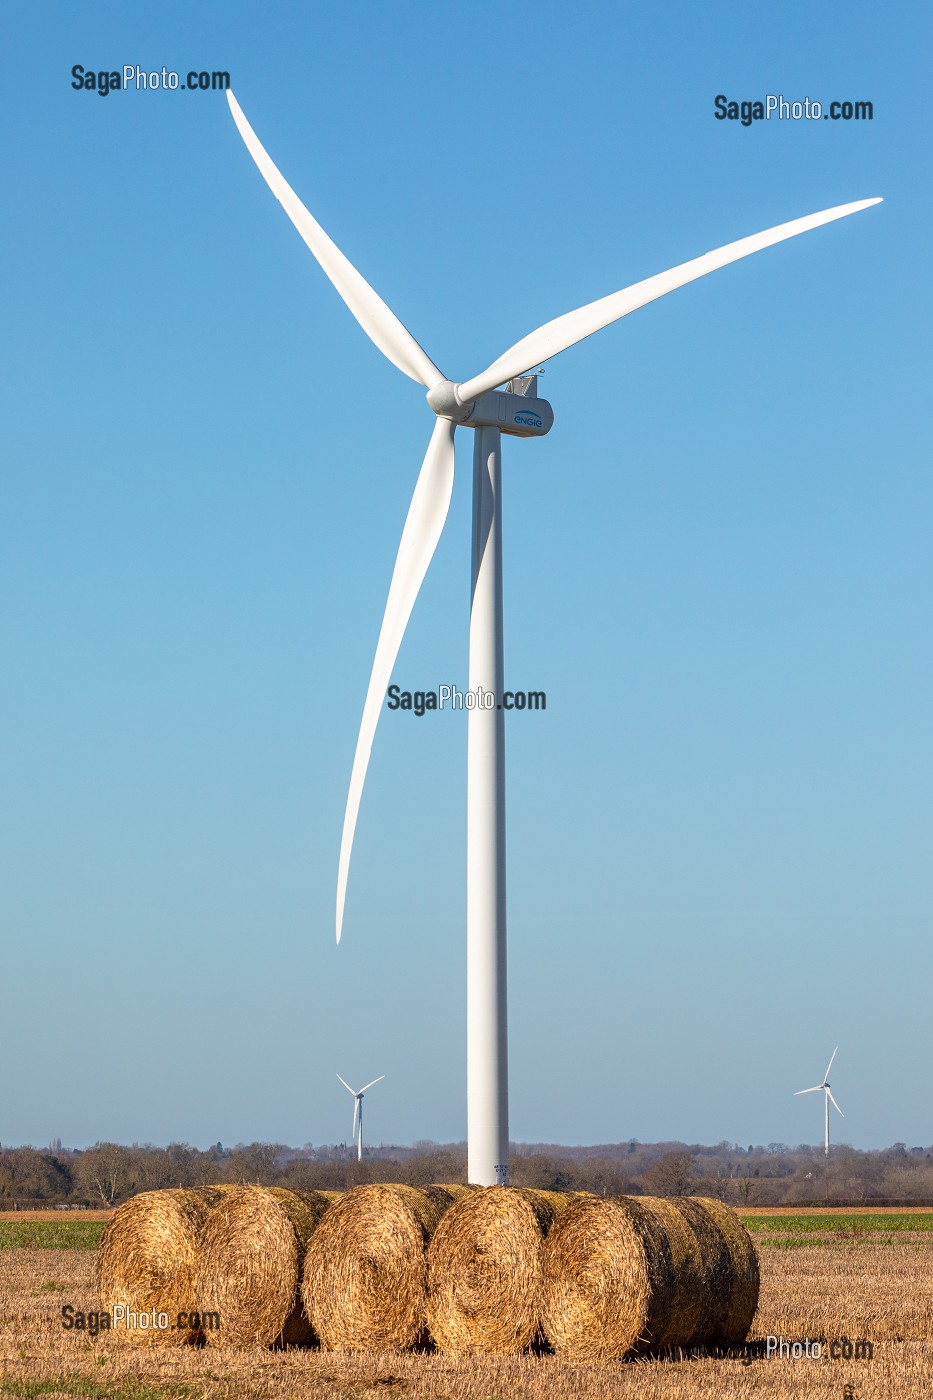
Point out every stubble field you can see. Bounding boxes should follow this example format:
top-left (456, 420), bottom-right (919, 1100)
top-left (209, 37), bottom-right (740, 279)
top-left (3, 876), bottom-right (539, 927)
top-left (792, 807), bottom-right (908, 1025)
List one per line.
top-left (1, 1211), bottom-right (931, 1399)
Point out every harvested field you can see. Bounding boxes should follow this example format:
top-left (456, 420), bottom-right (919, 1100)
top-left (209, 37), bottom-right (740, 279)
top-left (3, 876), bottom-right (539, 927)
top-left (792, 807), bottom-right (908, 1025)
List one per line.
top-left (0, 1211), bottom-right (113, 1222)
top-left (1, 1212), bottom-right (931, 1397)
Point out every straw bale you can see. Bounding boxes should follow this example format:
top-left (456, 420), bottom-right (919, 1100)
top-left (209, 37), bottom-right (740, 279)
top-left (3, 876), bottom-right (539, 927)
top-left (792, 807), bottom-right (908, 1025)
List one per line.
top-left (636, 1194), bottom-right (705, 1348)
top-left (425, 1186), bottom-right (575, 1356)
top-left (197, 1185), bottom-right (332, 1347)
top-left (666, 1195), bottom-right (736, 1345)
top-left (96, 1186), bottom-right (230, 1346)
top-left (540, 1194), bottom-right (681, 1361)
top-left (302, 1183), bottom-right (465, 1351)
top-left (685, 1195), bottom-right (759, 1344)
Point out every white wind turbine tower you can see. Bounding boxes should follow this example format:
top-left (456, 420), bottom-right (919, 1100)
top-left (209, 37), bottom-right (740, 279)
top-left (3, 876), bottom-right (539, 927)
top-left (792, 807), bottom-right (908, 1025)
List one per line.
top-left (795, 1047), bottom-right (844, 1155)
top-left (225, 89), bottom-right (881, 1188)
top-left (337, 1073), bottom-right (384, 1162)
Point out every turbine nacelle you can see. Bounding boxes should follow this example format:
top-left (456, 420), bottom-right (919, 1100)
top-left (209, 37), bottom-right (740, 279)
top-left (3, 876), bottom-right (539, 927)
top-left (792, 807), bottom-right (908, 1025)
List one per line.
top-left (426, 379), bottom-right (554, 438)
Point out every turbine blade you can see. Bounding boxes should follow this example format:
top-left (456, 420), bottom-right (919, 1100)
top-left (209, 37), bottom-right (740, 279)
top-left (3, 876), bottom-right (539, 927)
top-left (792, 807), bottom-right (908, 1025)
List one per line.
top-left (352, 1098), bottom-right (359, 1140)
top-left (359, 1076), bottom-right (385, 1093)
top-left (336, 1073), bottom-right (356, 1095)
top-left (794, 1086), bottom-right (822, 1095)
top-left (226, 91), bottom-right (444, 389)
top-left (827, 1089), bottom-right (844, 1117)
top-left (458, 198), bottom-right (883, 401)
top-left (824, 1046), bottom-right (838, 1081)
top-left (336, 416), bottom-right (457, 941)
top-left (357, 1100), bottom-right (363, 1159)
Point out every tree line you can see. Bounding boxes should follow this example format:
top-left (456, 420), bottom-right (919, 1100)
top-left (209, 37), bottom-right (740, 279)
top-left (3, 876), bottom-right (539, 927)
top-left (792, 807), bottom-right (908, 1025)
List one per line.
top-left (1, 1139), bottom-right (931, 1208)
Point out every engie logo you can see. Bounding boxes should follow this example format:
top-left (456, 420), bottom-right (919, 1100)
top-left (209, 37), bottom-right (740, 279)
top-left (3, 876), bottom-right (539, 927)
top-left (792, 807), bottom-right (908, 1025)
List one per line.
top-left (514, 411), bottom-right (542, 429)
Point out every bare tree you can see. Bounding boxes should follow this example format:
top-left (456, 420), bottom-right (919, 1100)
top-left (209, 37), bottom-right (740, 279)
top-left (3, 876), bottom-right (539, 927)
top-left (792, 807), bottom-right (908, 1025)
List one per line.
top-left (641, 1151), bottom-right (696, 1197)
top-left (75, 1144), bottom-right (132, 1205)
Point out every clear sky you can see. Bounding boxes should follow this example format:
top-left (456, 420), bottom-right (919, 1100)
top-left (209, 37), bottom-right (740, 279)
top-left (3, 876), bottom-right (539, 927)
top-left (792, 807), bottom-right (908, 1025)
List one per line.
top-left (2, 0), bottom-right (929, 1154)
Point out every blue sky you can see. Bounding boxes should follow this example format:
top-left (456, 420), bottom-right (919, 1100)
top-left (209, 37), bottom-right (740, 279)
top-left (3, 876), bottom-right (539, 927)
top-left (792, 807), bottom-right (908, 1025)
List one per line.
top-left (2, 0), bottom-right (929, 1154)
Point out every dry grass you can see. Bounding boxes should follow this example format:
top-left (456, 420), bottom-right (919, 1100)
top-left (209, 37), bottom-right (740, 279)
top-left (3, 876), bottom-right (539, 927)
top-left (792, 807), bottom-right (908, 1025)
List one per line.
top-left (755, 1233), bottom-right (933, 1344)
top-left (1, 1214), bottom-right (931, 1397)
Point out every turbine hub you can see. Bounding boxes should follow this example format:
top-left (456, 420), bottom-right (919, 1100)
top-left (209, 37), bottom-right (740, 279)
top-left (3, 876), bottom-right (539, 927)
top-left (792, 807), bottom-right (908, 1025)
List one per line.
top-left (427, 379), bottom-right (555, 438)
top-left (426, 380), bottom-right (474, 423)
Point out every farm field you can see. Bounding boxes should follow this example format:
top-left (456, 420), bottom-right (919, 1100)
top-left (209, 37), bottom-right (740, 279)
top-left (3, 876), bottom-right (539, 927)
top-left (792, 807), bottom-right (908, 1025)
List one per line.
top-left (739, 1205), bottom-right (933, 1215)
top-left (0, 1213), bottom-right (113, 1223)
top-left (0, 1209), bottom-right (931, 1399)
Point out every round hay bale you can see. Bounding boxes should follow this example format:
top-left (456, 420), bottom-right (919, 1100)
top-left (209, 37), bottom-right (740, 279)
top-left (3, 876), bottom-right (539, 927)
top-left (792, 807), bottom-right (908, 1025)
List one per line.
top-left (684, 1196), bottom-right (759, 1344)
top-left (96, 1186), bottom-right (230, 1346)
top-left (667, 1196), bottom-right (736, 1346)
top-left (636, 1195), bottom-right (705, 1349)
top-left (425, 1186), bottom-right (575, 1356)
top-left (540, 1194), bottom-right (680, 1361)
top-left (197, 1185), bottom-right (333, 1348)
top-left (302, 1183), bottom-right (466, 1351)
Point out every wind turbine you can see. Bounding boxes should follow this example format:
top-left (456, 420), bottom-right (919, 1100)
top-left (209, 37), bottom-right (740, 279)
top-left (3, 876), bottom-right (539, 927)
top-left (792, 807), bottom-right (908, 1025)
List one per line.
top-left (337, 1073), bottom-right (384, 1162)
top-left (225, 89), bottom-right (881, 1187)
top-left (795, 1047), bottom-right (844, 1155)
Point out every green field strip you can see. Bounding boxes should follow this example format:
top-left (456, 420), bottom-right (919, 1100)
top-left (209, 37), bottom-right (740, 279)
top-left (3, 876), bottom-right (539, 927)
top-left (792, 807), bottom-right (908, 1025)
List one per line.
top-left (0, 1221), bottom-right (106, 1250)
top-left (741, 1213), bottom-right (933, 1233)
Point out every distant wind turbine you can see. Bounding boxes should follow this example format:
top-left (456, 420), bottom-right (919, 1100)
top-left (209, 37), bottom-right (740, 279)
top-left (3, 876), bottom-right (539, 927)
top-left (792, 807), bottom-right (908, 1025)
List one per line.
top-left (794, 1047), bottom-right (844, 1155)
top-left (337, 1073), bottom-right (384, 1161)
